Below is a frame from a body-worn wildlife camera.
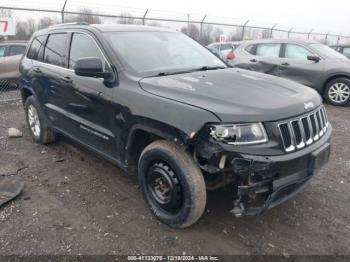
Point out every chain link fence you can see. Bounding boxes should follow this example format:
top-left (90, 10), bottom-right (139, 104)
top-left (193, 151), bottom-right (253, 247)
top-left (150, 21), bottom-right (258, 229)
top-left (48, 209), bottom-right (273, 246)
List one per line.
top-left (1, 0), bottom-right (350, 103)
top-left (0, 80), bottom-right (20, 103)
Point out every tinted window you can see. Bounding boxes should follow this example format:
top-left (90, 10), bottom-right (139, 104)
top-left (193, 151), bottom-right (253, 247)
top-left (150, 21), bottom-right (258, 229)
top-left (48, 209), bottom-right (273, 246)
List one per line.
top-left (256, 43), bottom-right (281, 58)
top-left (27, 35), bottom-right (47, 61)
top-left (342, 47), bottom-right (350, 55)
top-left (285, 44), bottom-right (312, 60)
top-left (44, 33), bottom-right (68, 67)
top-left (69, 33), bottom-right (106, 69)
top-left (8, 45), bottom-right (26, 56)
top-left (0, 46), bottom-right (6, 57)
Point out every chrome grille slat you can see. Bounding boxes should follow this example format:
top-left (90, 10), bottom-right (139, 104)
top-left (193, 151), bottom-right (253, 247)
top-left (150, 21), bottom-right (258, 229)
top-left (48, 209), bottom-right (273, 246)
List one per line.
top-left (278, 106), bottom-right (329, 152)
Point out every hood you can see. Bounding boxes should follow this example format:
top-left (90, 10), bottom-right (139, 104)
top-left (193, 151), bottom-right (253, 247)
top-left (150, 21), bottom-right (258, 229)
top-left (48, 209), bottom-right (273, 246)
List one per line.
top-left (139, 68), bottom-right (322, 122)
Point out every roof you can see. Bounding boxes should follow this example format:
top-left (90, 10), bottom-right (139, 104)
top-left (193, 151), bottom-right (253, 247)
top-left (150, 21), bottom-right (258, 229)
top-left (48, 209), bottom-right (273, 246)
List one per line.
top-left (240, 38), bottom-right (320, 45)
top-left (40, 23), bottom-right (176, 33)
top-left (0, 40), bottom-right (27, 45)
top-left (90, 24), bottom-right (176, 32)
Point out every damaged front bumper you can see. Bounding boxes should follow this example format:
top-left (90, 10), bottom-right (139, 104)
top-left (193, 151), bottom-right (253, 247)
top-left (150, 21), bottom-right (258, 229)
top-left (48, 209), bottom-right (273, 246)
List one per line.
top-left (194, 125), bottom-right (332, 217)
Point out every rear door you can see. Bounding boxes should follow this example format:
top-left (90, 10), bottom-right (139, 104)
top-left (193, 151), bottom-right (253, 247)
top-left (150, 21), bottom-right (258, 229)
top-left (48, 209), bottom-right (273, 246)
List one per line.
top-left (235, 43), bottom-right (283, 76)
top-left (279, 43), bottom-right (324, 88)
top-left (33, 33), bottom-right (71, 131)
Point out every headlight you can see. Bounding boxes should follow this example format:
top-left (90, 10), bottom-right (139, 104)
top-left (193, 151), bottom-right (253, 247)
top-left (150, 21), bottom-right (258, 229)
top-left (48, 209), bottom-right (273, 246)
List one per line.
top-left (209, 123), bottom-right (268, 145)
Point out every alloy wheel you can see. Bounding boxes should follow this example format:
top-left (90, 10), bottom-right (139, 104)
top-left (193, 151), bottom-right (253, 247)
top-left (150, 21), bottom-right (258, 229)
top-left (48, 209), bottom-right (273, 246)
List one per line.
top-left (27, 105), bottom-right (41, 137)
top-left (328, 82), bottom-right (350, 103)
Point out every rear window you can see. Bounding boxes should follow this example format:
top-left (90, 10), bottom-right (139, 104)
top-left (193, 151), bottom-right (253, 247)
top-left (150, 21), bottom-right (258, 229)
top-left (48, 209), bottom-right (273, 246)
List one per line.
top-left (44, 33), bottom-right (68, 67)
top-left (27, 35), bottom-right (47, 61)
top-left (8, 45), bottom-right (26, 56)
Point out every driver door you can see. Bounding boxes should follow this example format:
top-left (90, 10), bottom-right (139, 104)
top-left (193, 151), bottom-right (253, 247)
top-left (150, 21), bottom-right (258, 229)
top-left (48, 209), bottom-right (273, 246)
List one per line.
top-left (62, 32), bottom-right (118, 157)
top-left (279, 43), bottom-right (324, 88)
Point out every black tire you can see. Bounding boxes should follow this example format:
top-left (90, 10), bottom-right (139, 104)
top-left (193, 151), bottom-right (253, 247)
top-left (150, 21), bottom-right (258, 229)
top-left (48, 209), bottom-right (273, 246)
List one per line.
top-left (324, 77), bottom-right (350, 106)
top-left (24, 96), bottom-right (56, 144)
top-left (138, 140), bottom-right (207, 228)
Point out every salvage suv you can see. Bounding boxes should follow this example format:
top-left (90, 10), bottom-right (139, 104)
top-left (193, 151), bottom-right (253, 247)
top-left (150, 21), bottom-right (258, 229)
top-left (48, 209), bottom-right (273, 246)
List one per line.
top-left (19, 24), bottom-right (332, 228)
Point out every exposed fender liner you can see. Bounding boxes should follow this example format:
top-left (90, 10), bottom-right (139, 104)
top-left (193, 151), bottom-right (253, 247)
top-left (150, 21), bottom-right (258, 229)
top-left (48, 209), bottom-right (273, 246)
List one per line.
top-left (124, 117), bottom-right (190, 166)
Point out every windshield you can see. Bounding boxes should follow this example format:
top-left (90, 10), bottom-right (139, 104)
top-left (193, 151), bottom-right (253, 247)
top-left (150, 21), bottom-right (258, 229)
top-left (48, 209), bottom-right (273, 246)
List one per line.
top-left (105, 31), bottom-right (226, 77)
top-left (310, 43), bottom-right (347, 59)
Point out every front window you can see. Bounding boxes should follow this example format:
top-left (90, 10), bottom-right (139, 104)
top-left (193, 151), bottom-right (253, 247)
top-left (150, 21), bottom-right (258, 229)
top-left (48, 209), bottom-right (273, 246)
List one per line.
top-left (284, 44), bottom-right (312, 60)
top-left (310, 43), bottom-right (347, 59)
top-left (69, 33), bottom-right (107, 70)
top-left (105, 31), bottom-right (226, 77)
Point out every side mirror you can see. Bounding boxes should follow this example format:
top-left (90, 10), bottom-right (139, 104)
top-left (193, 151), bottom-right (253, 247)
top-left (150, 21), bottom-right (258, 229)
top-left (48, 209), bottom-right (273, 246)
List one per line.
top-left (74, 58), bottom-right (113, 79)
top-left (307, 55), bottom-right (321, 62)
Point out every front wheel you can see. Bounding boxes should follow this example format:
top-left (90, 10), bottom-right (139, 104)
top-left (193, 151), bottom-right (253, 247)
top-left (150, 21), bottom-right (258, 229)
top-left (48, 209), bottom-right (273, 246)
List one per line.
top-left (138, 140), bottom-right (207, 228)
top-left (324, 78), bottom-right (350, 106)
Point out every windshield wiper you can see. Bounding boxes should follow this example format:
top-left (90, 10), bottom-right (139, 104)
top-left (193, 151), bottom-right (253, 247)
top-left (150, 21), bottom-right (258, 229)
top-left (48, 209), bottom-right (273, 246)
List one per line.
top-left (155, 66), bottom-right (226, 77)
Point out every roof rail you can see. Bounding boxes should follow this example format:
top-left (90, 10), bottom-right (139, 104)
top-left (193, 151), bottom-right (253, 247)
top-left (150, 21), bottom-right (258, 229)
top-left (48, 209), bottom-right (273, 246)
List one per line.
top-left (48, 22), bottom-right (89, 28)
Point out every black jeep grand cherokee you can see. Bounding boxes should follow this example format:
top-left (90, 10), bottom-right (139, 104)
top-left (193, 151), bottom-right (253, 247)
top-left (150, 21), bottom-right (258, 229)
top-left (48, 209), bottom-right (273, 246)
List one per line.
top-left (19, 24), bottom-right (331, 228)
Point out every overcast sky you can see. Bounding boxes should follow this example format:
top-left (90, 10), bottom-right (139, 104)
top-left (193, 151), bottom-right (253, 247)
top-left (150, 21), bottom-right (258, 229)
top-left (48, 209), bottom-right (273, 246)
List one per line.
top-left (2, 0), bottom-right (350, 35)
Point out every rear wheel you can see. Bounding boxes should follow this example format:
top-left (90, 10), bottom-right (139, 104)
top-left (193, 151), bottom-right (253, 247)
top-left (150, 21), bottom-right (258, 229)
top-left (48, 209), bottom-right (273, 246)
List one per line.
top-left (25, 96), bottom-right (56, 144)
top-left (138, 140), bottom-right (207, 228)
top-left (324, 78), bottom-right (350, 106)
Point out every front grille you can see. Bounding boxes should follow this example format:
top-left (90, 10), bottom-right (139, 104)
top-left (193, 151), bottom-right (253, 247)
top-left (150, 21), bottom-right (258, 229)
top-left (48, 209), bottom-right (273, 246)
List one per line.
top-left (278, 106), bottom-right (329, 152)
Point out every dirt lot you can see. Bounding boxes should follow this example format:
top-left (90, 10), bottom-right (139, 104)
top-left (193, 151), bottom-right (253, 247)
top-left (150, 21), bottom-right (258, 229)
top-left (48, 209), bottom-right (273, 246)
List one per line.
top-left (0, 99), bottom-right (349, 256)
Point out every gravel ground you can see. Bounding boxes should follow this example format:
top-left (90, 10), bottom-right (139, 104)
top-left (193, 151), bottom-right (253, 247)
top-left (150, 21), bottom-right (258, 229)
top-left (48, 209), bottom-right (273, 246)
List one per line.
top-left (0, 99), bottom-right (349, 256)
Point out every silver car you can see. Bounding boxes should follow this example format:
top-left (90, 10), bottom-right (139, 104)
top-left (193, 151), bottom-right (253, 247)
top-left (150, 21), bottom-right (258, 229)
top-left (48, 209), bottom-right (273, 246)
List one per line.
top-left (207, 41), bottom-right (240, 62)
top-left (230, 39), bottom-right (350, 106)
top-left (0, 41), bottom-right (27, 83)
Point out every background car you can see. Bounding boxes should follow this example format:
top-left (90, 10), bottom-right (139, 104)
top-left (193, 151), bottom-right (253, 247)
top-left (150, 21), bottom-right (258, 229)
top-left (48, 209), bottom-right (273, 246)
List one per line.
top-left (330, 45), bottom-right (350, 59)
top-left (207, 41), bottom-right (240, 61)
top-left (0, 41), bottom-right (27, 85)
top-left (229, 39), bottom-right (350, 106)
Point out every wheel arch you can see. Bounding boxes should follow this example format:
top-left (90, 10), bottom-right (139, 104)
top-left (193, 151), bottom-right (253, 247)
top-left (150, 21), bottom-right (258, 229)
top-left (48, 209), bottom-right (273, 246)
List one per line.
top-left (125, 119), bottom-right (190, 172)
top-left (323, 73), bottom-right (350, 94)
top-left (20, 87), bottom-right (34, 105)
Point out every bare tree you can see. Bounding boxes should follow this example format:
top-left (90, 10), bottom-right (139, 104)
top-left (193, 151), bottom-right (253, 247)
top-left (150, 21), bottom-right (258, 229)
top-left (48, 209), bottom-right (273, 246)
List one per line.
top-left (117, 13), bottom-right (140, 24)
top-left (211, 27), bottom-right (224, 42)
top-left (228, 27), bottom-right (243, 41)
top-left (38, 17), bottom-right (58, 30)
top-left (0, 9), bottom-right (12, 18)
top-left (261, 28), bottom-right (272, 39)
top-left (75, 8), bottom-right (101, 24)
top-left (181, 23), bottom-right (200, 40)
top-left (146, 21), bottom-right (163, 27)
top-left (199, 24), bottom-right (213, 45)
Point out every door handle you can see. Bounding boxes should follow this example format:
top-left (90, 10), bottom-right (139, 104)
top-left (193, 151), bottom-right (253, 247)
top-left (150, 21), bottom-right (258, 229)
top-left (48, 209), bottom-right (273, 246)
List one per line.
top-left (61, 76), bottom-right (73, 83)
top-left (281, 62), bottom-right (290, 66)
top-left (250, 59), bottom-right (258, 62)
top-left (33, 67), bottom-right (41, 73)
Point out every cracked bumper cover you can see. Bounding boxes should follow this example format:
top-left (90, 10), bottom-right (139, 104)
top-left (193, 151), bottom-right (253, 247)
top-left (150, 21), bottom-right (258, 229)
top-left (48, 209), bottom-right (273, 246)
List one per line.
top-left (228, 131), bottom-right (331, 216)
